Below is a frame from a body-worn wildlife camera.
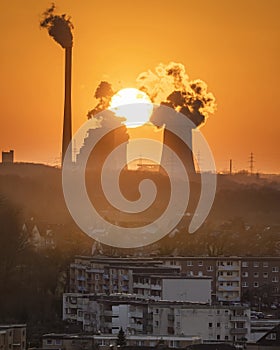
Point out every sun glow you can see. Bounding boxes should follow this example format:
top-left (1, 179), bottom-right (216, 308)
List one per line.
top-left (109, 88), bottom-right (153, 128)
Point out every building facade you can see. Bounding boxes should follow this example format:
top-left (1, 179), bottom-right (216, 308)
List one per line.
top-left (0, 325), bottom-right (26, 350)
top-left (62, 294), bottom-right (250, 344)
top-left (68, 256), bottom-right (280, 303)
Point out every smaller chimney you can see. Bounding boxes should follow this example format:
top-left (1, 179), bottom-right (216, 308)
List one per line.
top-left (1, 150), bottom-right (14, 164)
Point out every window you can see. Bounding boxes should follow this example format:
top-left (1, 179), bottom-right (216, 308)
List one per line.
top-left (242, 262), bottom-right (248, 267)
top-left (253, 262), bottom-right (259, 268)
top-left (263, 272), bottom-right (268, 278)
top-left (198, 271), bottom-right (203, 276)
top-left (242, 282), bottom-right (248, 287)
top-left (216, 310), bottom-right (220, 315)
top-left (266, 333), bottom-right (277, 340)
top-left (242, 272), bottom-right (248, 277)
top-left (225, 336), bottom-right (229, 340)
top-left (207, 266), bottom-right (213, 272)
top-left (95, 274), bottom-right (99, 280)
top-left (208, 323), bottom-right (213, 328)
top-left (227, 271), bottom-right (233, 276)
top-left (254, 282), bottom-right (259, 288)
top-left (187, 271), bottom-right (193, 276)
top-left (272, 276), bottom-right (278, 283)
top-left (187, 261), bottom-right (193, 266)
top-left (46, 340), bottom-right (52, 345)
top-left (217, 322), bottom-right (221, 328)
top-left (198, 261), bottom-right (203, 266)
top-left (227, 261), bottom-right (233, 266)
top-left (272, 267), bottom-right (279, 273)
top-left (217, 335), bottom-right (220, 340)
top-left (263, 262), bottom-right (268, 268)
top-left (55, 340), bottom-right (62, 345)
top-left (155, 321), bottom-right (159, 327)
top-left (254, 272), bottom-right (259, 278)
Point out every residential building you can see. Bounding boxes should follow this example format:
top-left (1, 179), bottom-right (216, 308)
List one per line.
top-left (68, 255), bottom-right (280, 303)
top-left (42, 333), bottom-right (201, 350)
top-left (247, 323), bottom-right (280, 349)
top-left (162, 256), bottom-right (280, 302)
top-left (62, 294), bottom-right (250, 344)
top-left (0, 325), bottom-right (26, 350)
top-left (42, 334), bottom-right (94, 350)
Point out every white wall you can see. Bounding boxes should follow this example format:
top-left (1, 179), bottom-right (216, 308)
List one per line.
top-left (162, 278), bottom-right (211, 303)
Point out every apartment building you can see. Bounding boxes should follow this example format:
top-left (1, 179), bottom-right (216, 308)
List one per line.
top-left (42, 334), bottom-right (94, 350)
top-left (63, 274), bottom-right (211, 334)
top-left (62, 294), bottom-right (250, 344)
top-left (162, 257), bottom-right (280, 302)
top-left (147, 303), bottom-right (250, 344)
top-left (42, 333), bottom-right (201, 349)
top-left (68, 256), bottom-right (280, 303)
top-left (69, 256), bottom-right (181, 295)
top-left (0, 325), bottom-right (26, 350)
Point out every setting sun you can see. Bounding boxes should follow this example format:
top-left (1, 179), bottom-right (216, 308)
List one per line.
top-left (109, 88), bottom-right (153, 128)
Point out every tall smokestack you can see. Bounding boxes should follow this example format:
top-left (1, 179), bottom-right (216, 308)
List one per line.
top-left (40, 5), bottom-right (74, 164)
top-left (62, 46), bottom-right (72, 162)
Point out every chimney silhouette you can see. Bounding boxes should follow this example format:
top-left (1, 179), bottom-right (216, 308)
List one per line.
top-left (40, 5), bottom-right (73, 164)
top-left (62, 46), bottom-right (72, 163)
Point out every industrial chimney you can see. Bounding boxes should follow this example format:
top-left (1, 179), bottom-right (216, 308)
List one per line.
top-left (62, 45), bottom-right (72, 163)
top-left (40, 5), bottom-right (73, 164)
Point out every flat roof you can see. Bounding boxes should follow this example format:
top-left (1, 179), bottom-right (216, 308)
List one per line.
top-left (0, 324), bottom-right (26, 329)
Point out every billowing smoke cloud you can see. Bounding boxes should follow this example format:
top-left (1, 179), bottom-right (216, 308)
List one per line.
top-left (136, 62), bottom-right (216, 127)
top-left (87, 81), bottom-right (115, 119)
top-left (40, 3), bottom-right (73, 48)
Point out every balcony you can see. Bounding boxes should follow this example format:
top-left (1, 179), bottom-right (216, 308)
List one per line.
top-left (230, 315), bottom-right (249, 322)
top-left (131, 323), bottom-right (143, 331)
top-left (218, 286), bottom-right (240, 292)
top-left (230, 328), bottom-right (247, 335)
top-left (104, 310), bottom-right (112, 317)
top-left (77, 276), bottom-right (86, 281)
top-left (218, 276), bottom-right (240, 282)
top-left (86, 268), bottom-right (104, 273)
top-left (217, 265), bottom-right (240, 271)
top-left (151, 284), bottom-right (162, 290)
top-left (130, 311), bottom-right (143, 318)
top-left (133, 283), bottom-right (150, 289)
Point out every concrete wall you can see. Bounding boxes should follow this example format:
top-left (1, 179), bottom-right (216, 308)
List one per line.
top-left (162, 278), bottom-right (211, 303)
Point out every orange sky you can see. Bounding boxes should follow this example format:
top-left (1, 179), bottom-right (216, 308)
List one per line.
top-left (0, 0), bottom-right (279, 173)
